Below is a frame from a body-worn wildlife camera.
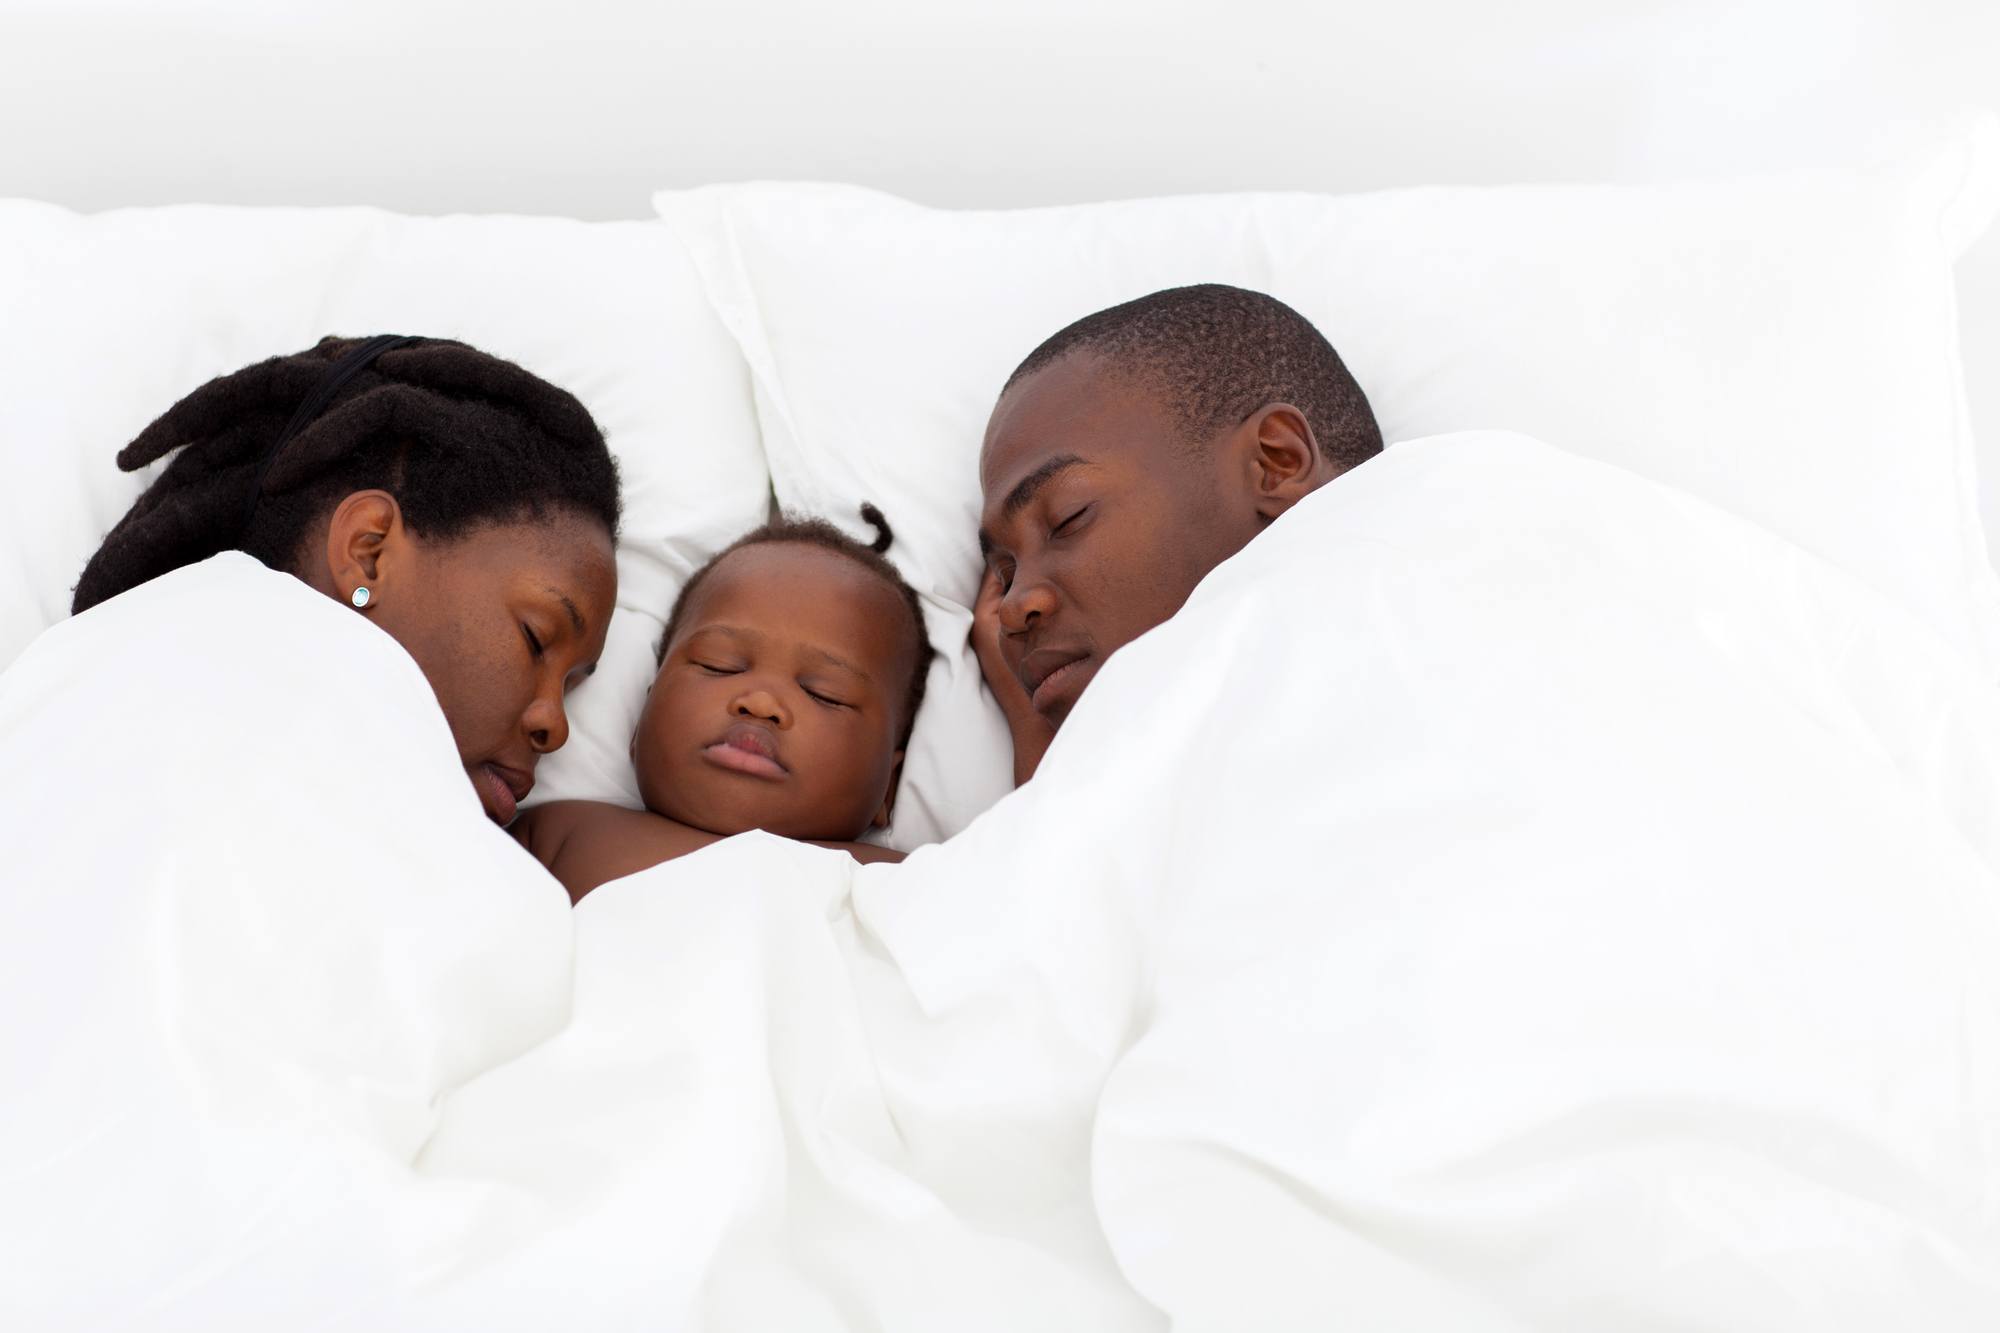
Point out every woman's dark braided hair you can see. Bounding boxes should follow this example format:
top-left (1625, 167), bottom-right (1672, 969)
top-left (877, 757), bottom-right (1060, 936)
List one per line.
top-left (659, 503), bottom-right (933, 745)
top-left (72, 335), bottom-right (622, 615)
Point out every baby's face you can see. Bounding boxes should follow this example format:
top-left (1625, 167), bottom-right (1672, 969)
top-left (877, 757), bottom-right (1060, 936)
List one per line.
top-left (635, 542), bottom-right (914, 841)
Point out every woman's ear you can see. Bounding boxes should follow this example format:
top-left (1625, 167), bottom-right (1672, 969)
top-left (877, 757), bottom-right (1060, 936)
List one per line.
top-left (320, 489), bottom-right (405, 606)
top-left (870, 751), bottom-right (906, 830)
top-left (1238, 403), bottom-right (1328, 522)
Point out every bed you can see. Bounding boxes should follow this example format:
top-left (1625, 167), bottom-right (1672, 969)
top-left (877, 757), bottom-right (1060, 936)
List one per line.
top-left (2, 120), bottom-right (1998, 1328)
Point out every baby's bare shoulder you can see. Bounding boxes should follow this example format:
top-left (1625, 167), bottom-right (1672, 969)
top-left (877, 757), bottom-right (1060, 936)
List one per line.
top-left (519, 801), bottom-right (724, 904)
top-left (513, 800), bottom-right (645, 887)
top-left (526, 799), bottom-right (650, 834)
top-left (513, 798), bottom-right (629, 855)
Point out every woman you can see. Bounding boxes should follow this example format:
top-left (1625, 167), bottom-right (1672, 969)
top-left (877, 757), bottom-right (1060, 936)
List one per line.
top-left (69, 333), bottom-right (622, 822)
top-left (0, 337), bottom-right (623, 1313)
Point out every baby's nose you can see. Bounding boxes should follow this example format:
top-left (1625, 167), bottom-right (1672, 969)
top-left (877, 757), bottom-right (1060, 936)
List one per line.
top-left (732, 688), bottom-right (788, 726)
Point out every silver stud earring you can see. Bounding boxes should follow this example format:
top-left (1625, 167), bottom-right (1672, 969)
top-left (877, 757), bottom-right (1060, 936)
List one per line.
top-left (350, 586), bottom-right (371, 609)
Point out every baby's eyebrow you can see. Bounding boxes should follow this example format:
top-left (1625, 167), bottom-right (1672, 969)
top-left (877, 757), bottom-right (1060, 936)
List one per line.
top-left (693, 624), bottom-right (873, 683)
top-left (801, 644), bottom-right (872, 682)
top-left (691, 622), bottom-right (758, 642)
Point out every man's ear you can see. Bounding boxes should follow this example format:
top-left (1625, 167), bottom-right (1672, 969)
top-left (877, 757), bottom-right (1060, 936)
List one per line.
top-left (870, 750), bottom-right (906, 831)
top-left (320, 489), bottom-right (406, 606)
top-left (1236, 403), bottom-right (1327, 522)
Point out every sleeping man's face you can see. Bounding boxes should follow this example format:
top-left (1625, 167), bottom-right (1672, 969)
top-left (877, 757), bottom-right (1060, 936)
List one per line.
top-left (976, 350), bottom-right (1285, 730)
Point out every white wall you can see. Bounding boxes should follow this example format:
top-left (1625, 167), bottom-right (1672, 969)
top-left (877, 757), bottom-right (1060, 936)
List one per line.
top-left (5, 0), bottom-right (1997, 560)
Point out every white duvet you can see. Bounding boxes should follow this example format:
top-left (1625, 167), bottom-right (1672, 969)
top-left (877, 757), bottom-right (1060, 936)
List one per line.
top-left (2, 431), bottom-right (1997, 1330)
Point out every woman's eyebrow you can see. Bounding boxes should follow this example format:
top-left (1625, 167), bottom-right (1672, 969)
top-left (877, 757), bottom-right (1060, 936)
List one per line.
top-left (542, 587), bottom-right (586, 635)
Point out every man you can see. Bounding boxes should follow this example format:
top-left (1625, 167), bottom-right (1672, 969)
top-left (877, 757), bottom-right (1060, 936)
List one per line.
top-left (974, 283), bottom-right (1384, 784)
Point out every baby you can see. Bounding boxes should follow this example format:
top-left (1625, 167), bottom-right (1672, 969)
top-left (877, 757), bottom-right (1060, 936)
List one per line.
top-left (516, 505), bottom-right (931, 903)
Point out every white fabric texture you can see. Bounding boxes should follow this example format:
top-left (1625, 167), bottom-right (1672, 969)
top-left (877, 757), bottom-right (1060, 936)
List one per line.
top-left (654, 119), bottom-right (2000, 846)
top-left (0, 553), bottom-right (574, 1328)
top-left (5, 433), bottom-right (1996, 1328)
top-left (0, 201), bottom-right (771, 810)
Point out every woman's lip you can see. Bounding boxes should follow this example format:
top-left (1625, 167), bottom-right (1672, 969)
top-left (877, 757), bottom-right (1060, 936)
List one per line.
top-left (703, 741), bottom-right (788, 781)
top-left (1031, 656), bottom-right (1092, 714)
top-left (478, 763), bottom-right (519, 824)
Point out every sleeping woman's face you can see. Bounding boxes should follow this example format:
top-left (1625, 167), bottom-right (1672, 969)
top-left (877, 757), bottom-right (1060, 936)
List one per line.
top-left (316, 492), bottom-right (617, 825)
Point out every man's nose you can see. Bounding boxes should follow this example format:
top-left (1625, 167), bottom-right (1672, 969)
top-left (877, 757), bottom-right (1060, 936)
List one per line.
top-left (999, 567), bottom-right (1059, 634)
top-left (732, 686), bottom-right (790, 728)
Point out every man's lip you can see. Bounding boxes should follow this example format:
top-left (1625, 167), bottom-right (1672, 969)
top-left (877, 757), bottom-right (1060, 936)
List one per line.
top-left (1017, 646), bottom-right (1091, 699)
top-left (477, 762), bottom-right (530, 825)
top-left (702, 722), bottom-right (788, 781)
top-left (1029, 656), bottom-right (1094, 716)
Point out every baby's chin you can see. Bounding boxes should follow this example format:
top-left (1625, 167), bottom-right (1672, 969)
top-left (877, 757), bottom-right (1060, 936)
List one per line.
top-left (638, 764), bottom-right (857, 843)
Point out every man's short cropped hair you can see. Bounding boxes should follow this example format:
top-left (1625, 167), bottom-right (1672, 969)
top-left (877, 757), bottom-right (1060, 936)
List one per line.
top-left (1002, 283), bottom-right (1383, 471)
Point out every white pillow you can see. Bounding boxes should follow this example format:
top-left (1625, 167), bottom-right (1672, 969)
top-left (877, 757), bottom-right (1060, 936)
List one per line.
top-left (0, 202), bottom-right (770, 808)
top-left (655, 117), bottom-right (2000, 845)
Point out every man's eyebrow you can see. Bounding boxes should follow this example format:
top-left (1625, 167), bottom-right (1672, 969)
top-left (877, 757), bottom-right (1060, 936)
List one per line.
top-left (544, 587), bottom-right (587, 636)
top-left (1001, 454), bottom-right (1088, 520)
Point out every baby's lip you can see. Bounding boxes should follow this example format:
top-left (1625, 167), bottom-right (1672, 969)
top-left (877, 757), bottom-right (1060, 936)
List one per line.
top-left (703, 722), bottom-right (788, 781)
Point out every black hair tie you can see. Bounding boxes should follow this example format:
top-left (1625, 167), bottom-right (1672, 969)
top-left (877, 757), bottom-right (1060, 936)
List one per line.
top-left (240, 334), bottom-right (417, 537)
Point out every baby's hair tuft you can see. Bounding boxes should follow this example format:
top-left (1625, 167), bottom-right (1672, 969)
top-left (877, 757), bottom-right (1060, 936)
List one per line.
top-left (859, 501), bottom-right (893, 555)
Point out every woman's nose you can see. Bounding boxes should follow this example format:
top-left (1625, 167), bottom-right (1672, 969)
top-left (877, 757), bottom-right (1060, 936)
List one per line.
top-left (524, 690), bottom-right (570, 755)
